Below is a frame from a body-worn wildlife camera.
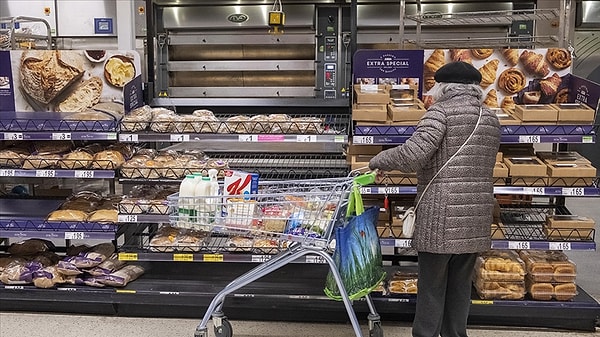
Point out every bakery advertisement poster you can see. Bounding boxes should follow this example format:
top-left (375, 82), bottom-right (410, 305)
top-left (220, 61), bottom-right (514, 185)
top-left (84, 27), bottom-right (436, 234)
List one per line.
top-left (569, 74), bottom-right (600, 115)
top-left (421, 48), bottom-right (573, 109)
top-left (0, 51), bottom-right (16, 112)
top-left (352, 49), bottom-right (425, 98)
top-left (2, 50), bottom-right (142, 119)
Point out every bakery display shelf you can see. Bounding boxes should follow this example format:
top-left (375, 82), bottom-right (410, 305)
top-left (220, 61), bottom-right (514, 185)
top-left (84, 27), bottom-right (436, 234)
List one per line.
top-left (2, 131), bottom-right (118, 141)
top-left (353, 135), bottom-right (594, 145)
top-left (118, 132), bottom-right (347, 144)
top-left (0, 168), bottom-right (115, 179)
top-left (116, 251), bottom-right (330, 264)
top-left (404, 36), bottom-right (560, 49)
top-left (0, 112), bottom-right (119, 133)
top-left (0, 16), bottom-right (52, 50)
top-left (405, 8), bottom-right (559, 26)
top-left (358, 185), bottom-right (600, 197)
top-left (117, 214), bottom-right (170, 224)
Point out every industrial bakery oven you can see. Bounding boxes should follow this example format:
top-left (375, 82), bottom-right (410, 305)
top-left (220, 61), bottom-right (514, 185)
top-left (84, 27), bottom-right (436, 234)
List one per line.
top-left (149, 0), bottom-right (353, 110)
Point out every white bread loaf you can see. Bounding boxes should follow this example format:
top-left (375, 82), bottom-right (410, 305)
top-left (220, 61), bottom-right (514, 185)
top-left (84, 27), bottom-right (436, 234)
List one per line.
top-left (57, 76), bottom-right (103, 112)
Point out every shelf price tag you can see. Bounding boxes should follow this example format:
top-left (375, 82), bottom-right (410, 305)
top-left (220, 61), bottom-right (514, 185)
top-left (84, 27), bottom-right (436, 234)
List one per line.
top-left (382, 186), bottom-right (400, 194)
top-left (251, 255), bottom-right (271, 263)
top-left (74, 170), bottom-right (94, 179)
top-left (64, 232), bottom-right (85, 240)
top-left (0, 169), bottom-right (15, 177)
top-left (334, 135), bottom-right (345, 143)
top-left (306, 255), bottom-right (327, 264)
top-left (508, 241), bottom-right (530, 250)
top-left (36, 170), bottom-right (56, 178)
top-left (52, 132), bottom-right (71, 140)
top-left (395, 239), bottom-right (412, 248)
top-left (203, 254), bottom-right (223, 262)
top-left (518, 135), bottom-right (540, 143)
top-left (359, 187), bottom-right (372, 194)
top-left (119, 134), bottom-right (139, 142)
top-left (118, 253), bottom-right (138, 261)
top-left (472, 300), bottom-right (494, 305)
top-left (523, 187), bottom-right (545, 195)
top-left (353, 136), bottom-right (374, 144)
top-left (549, 242), bottom-right (571, 251)
top-left (170, 134), bottom-right (190, 142)
top-left (296, 135), bottom-right (317, 142)
top-left (238, 134), bottom-right (258, 142)
top-left (4, 132), bottom-right (23, 140)
top-left (582, 136), bottom-right (593, 144)
top-left (173, 253), bottom-right (194, 262)
top-left (117, 214), bottom-right (138, 223)
top-left (562, 187), bottom-right (584, 196)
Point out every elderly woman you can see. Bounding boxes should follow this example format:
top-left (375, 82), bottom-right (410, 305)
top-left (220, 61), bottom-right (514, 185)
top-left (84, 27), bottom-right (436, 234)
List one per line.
top-left (369, 61), bottom-right (501, 337)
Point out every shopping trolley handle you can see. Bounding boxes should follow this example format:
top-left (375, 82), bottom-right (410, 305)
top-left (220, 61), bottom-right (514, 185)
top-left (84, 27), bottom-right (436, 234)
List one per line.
top-left (352, 168), bottom-right (377, 187)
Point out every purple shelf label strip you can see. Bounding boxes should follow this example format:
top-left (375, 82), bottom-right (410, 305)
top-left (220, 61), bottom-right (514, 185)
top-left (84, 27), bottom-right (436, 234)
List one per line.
top-left (0, 219), bottom-right (118, 232)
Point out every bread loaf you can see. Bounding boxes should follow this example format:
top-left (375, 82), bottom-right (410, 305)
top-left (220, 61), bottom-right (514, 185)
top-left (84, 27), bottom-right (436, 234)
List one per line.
top-left (47, 209), bottom-right (88, 222)
top-left (57, 76), bottom-right (103, 112)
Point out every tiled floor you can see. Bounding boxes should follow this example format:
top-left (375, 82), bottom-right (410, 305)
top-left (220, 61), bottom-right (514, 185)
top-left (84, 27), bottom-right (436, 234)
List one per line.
top-left (0, 199), bottom-right (598, 337)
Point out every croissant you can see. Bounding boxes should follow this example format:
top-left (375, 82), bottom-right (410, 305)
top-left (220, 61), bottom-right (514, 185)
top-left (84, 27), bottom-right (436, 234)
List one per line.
top-left (424, 49), bottom-right (446, 73)
top-left (539, 73), bottom-right (562, 96)
top-left (501, 48), bottom-right (519, 66)
top-left (450, 49), bottom-right (472, 63)
top-left (554, 88), bottom-right (569, 103)
top-left (501, 96), bottom-right (516, 110)
top-left (424, 71), bottom-right (437, 91)
top-left (498, 68), bottom-right (526, 95)
top-left (546, 48), bottom-right (572, 70)
top-left (472, 49), bottom-right (494, 59)
top-left (478, 59), bottom-right (499, 88)
top-left (483, 89), bottom-right (499, 108)
top-left (520, 50), bottom-right (549, 77)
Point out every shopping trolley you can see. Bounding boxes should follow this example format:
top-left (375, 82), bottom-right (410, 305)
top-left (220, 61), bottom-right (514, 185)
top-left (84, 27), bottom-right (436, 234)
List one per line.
top-left (166, 173), bottom-right (383, 337)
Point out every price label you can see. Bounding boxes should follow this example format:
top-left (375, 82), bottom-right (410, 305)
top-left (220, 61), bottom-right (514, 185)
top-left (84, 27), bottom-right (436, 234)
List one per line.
top-left (472, 300), bottom-right (494, 305)
top-left (119, 134), bottom-right (139, 142)
top-left (106, 133), bottom-right (118, 140)
top-left (238, 134), bottom-right (258, 142)
top-left (334, 135), bottom-right (345, 143)
top-left (508, 241), bottom-right (530, 250)
top-left (4, 132), bottom-right (23, 140)
top-left (306, 255), bottom-right (327, 264)
top-left (57, 287), bottom-right (77, 292)
top-left (518, 135), bottom-right (540, 143)
top-left (562, 187), bottom-right (584, 196)
top-left (382, 186), bottom-right (400, 194)
top-left (117, 214), bottom-right (138, 223)
top-left (116, 289), bottom-right (137, 294)
top-left (296, 135), bottom-right (317, 142)
top-left (36, 170), bottom-right (56, 178)
top-left (549, 242), bottom-right (572, 251)
top-left (395, 239), bottom-right (412, 248)
top-left (170, 134), bottom-right (190, 142)
top-left (74, 170), bottom-right (94, 178)
top-left (64, 232), bottom-right (85, 240)
top-left (159, 291), bottom-right (181, 295)
top-left (118, 253), bottom-right (139, 261)
top-left (251, 255), bottom-right (271, 263)
top-left (52, 132), bottom-right (71, 140)
top-left (582, 136), bottom-right (593, 144)
top-left (353, 136), bottom-right (374, 144)
top-left (203, 254), bottom-right (223, 262)
top-left (173, 253), bottom-right (194, 262)
top-left (0, 169), bottom-right (15, 177)
top-left (4, 285), bottom-right (25, 290)
top-left (523, 187), bottom-right (545, 195)
top-left (359, 187), bottom-right (372, 194)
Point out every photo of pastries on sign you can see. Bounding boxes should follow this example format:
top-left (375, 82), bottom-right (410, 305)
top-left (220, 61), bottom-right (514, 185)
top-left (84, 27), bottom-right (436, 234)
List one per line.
top-left (11, 49), bottom-right (139, 113)
top-left (422, 48), bottom-right (572, 109)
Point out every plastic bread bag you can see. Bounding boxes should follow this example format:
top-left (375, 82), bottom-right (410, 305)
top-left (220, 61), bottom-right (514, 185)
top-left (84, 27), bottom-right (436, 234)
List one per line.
top-left (87, 254), bottom-right (127, 276)
top-left (7, 239), bottom-right (55, 256)
top-left (33, 265), bottom-right (69, 289)
top-left (64, 242), bottom-right (115, 269)
top-left (0, 260), bottom-right (43, 284)
top-left (99, 265), bottom-right (145, 287)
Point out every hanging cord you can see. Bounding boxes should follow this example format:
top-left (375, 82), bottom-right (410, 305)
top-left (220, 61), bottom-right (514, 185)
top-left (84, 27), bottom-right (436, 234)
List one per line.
top-left (272, 0), bottom-right (283, 12)
top-left (413, 107), bottom-right (483, 212)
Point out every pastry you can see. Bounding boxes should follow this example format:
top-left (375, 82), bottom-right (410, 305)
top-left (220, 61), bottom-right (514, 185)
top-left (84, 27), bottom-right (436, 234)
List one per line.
top-left (501, 48), bottom-right (519, 66)
top-left (546, 48), bottom-right (572, 70)
top-left (471, 49), bottom-right (494, 59)
top-left (478, 60), bottom-right (499, 88)
top-left (57, 76), bottom-right (103, 112)
top-left (501, 96), bottom-right (516, 110)
top-left (47, 209), bottom-right (88, 222)
top-left (498, 68), bottom-right (526, 94)
top-left (522, 91), bottom-right (541, 104)
top-left (59, 150), bottom-right (93, 169)
top-left (424, 49), bottom-right (446, 91)
top-left (539, 73), bottom-right (562, 97)
top-left (20, 50), bottom-right (85, 104)
top-left (554, 88), bottom-right (569, 103)
top-left (450, 49), bottom-right (472, 63)
top-left (483, 89), bottom-right (498, 108)
top-left (104, 55), bottom-right (135, 87)
top-left (520, 50), bottom-right (550, 77)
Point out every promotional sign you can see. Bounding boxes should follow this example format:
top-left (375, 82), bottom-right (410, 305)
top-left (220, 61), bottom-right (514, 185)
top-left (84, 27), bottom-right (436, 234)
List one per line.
top-left (3, 49), bottom-right (142, 113)
top-left (123, 75), bottom-right (144, 113)
top-left (352, 49), bottom-right (425, 98)
top-left (0, 51), bottom-right (16, 111)
top-left (569, 74), bottom-right (600, 114)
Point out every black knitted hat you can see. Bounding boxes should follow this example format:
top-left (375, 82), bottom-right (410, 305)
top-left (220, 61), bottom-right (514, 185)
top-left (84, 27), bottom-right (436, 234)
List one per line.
top-left (434, 61), bottom-right (482, 84)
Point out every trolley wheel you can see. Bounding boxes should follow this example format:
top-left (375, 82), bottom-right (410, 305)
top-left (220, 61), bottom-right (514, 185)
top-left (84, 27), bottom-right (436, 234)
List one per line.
top-left (213, 319), bottom-right (233, 337)
top-left (369, 321), bottom-right (383, 337)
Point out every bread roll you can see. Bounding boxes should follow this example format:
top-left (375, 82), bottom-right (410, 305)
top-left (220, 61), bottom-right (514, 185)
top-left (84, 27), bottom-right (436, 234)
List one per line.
top-left (57, 77), bottom-right (103, 112)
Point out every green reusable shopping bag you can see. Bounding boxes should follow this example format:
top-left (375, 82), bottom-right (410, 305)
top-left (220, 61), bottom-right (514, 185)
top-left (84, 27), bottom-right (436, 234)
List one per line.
top-left (324, 184), bottom-right (386, 301)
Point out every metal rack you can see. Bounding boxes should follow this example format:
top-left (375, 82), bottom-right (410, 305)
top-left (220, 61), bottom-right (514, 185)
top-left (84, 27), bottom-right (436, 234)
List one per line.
top-left (0, 16), bottom-right (52, 50)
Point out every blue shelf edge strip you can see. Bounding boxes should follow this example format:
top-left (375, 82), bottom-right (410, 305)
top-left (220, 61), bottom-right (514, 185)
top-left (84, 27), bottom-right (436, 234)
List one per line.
top-left (0, 220), bottom-right (118, 232)
top-left (361, 186), bottom-right (600, 196)
top-left (354, 125), bottom-right (595, 136)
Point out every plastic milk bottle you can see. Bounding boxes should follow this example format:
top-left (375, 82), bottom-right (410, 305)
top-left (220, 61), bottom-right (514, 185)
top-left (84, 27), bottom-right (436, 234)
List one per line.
top-left (194, 176), bottom-right (211, 224)
top-left (178, 174), bottom-right (197, 227)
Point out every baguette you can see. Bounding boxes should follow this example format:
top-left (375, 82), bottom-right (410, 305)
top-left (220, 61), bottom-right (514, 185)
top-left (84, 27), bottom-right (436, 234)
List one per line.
top-left (57, 77), bottom-right (103, 112)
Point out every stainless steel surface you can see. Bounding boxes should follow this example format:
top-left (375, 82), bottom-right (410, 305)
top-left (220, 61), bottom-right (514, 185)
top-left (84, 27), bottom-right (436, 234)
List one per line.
top-left (169, 86), bottom-right (316, 98)
top-left (581, 0), bottom-right (600, 26)
top-left (0, 0), bottom-right (57, 34)
top-left (56, 0), bottom-right (117, 36)
top-left (168, 44), bottom-right (314, 60)
top-left (170, 70), bottom-right (314, 86)
top-left (168, 33), bottom-right (315, 45)
top-left (169, 60), bottom-right (315, 71)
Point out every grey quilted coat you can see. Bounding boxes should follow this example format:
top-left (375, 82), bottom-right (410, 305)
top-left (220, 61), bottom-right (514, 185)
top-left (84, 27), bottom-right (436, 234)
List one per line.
top-left (369, 86), bottom-right (501, 254)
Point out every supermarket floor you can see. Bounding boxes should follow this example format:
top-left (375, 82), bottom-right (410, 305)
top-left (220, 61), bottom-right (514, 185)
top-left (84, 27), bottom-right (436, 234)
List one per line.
top-left (0, 198), bottom-right (599, 337)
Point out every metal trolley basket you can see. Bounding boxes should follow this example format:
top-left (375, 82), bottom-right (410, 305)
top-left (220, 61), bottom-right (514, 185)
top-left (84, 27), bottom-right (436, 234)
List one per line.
top-left (167, 175), bottom-right (383, 337)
